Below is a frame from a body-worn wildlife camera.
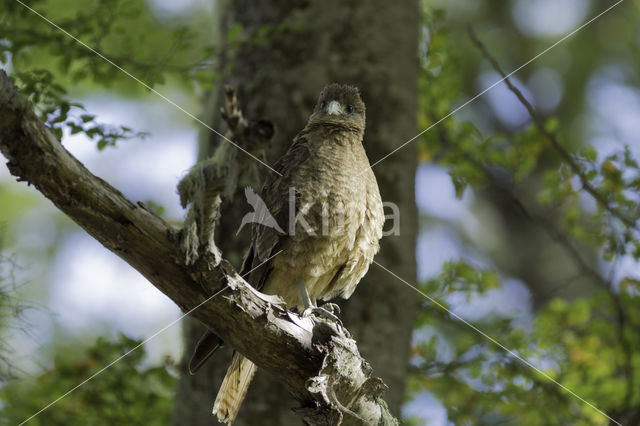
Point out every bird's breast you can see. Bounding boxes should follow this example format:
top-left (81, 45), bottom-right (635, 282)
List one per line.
top-left (260, 131), bottom-right (383, 309)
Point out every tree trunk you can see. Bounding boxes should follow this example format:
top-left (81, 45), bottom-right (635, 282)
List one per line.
top-left (172, 1), bottom-right (419, 424)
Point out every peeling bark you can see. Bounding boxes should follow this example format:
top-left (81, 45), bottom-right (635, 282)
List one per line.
top-left (0, 70), bottom-right (397, 425)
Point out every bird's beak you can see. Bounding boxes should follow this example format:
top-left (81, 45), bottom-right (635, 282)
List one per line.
top-left (326, 100), bottom-right (343, 115)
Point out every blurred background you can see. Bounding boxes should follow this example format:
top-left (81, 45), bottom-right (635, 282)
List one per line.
top-left (1, 0), bottom-right (640, 425)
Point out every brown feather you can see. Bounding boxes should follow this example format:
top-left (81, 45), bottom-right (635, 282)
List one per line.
top-left (192, 84), bottom-right (384, 422)
top-left (212, 353), bottom-right (257, 424)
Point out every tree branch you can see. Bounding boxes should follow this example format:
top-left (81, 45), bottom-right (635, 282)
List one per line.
top-left (466, 30), bottom-right (638, 412)
top-left (0, 70), bottom-right (396, 426)
top-left (433, 113), bottom-right (636, 409)
top-left (467, 26), bottom-right (638, 232)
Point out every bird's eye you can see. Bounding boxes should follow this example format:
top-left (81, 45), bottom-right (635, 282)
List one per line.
top-left (319, 101), bottom-right (326, 110)
top-left (346, 105), bottom-right (355, 113)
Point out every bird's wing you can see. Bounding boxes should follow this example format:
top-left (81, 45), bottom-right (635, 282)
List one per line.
top-left (242, 131), bottom-right (312, 289)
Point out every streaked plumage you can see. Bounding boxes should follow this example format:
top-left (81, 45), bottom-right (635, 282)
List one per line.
top-left (192, 83), bottom-right (384, 424)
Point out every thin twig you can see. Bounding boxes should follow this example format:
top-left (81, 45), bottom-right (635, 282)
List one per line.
top-left (433, 116), bottom-right (635, 422)
top-left (467, 25), bottom-right (638, 231)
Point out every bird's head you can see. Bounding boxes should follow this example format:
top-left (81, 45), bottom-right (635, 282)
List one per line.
top-left (308, 83), bottom-right (366, 132)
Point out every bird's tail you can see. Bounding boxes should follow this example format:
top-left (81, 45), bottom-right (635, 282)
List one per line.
top-left (213, 352), bottom-right (257, 424)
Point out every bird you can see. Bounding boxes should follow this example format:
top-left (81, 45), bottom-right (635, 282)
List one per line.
top-left (189, 83), bottom-right (385, 424)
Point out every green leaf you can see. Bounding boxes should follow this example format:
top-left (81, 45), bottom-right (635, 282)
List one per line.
top-left (227, 23), bottom-right (244, 44)
top-left (544, 117), bottom-right (559, 133)
top-left (582, 146), bottom-right (597, 162)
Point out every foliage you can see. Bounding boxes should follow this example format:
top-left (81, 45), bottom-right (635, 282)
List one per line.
top-left (2, 0), bottom-right (640, 424)
top-left (407, 3), bottom-right (640, 424)
top-left (0, 248), bottom-right (35, 382)
top-left (1, 2), bottom-right (204, 424)
top-left (1, 0), bottom-right (214, 149)
top-left (408, 262), bottom-right (640, 425)
top-left (10, 68), bottom-right (149, 149)
top-left (0, 334), bottom-right (177, 425)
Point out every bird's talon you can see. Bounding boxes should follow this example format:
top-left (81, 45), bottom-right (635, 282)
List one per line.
top-left (302, 306), bottom-right (342, 325)
top-left (320, 302), bottom-right (340, 315)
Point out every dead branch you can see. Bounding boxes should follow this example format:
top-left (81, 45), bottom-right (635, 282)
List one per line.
top-left (0, 70), bottom-right (396, 426)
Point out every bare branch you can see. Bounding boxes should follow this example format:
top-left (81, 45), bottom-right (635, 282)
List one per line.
top-left (0, 70), bottom-right (396, 425)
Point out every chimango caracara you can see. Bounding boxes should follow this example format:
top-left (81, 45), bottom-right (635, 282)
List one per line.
top-left (189, 83), bottom-right (385, 424)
